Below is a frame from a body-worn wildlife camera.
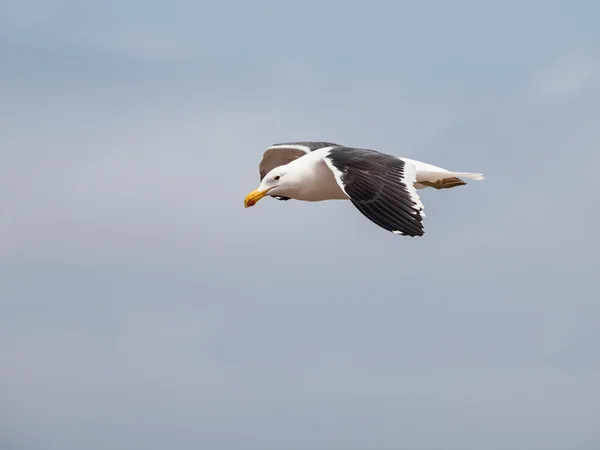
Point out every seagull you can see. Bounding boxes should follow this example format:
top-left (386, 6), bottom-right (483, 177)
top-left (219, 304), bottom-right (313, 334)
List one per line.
top-left (243, 141), bottom-right (484, 237)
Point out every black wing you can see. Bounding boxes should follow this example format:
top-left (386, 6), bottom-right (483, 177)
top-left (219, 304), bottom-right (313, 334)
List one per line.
top-left (324, 147), bottom-right (425, 236)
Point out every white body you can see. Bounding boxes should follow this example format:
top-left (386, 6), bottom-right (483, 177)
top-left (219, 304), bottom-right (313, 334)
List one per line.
top-left (276, 147), bottom-right (348, 201)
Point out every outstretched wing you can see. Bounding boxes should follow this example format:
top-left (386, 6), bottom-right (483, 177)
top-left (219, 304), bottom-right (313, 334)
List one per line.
top-left (323, 147), bottom-right (425, 237)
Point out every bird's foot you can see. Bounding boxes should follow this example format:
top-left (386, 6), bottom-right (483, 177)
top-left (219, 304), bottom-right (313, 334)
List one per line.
top-left (420, 177), bottom-right (467, 190)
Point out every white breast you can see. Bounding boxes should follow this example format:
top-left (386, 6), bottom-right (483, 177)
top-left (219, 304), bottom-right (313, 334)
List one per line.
top-left (285, 149), bottom-right (349, 202)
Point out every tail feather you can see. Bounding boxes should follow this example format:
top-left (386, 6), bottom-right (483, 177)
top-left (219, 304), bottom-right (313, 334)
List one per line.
top-left (451, 172), bottom-right (484, 181)
top-left (400, 158), bottom-right (484, 183)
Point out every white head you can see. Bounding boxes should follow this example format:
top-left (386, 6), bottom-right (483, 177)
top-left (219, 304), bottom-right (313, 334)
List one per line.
top-left (244, 167), bottom-right (298, 208)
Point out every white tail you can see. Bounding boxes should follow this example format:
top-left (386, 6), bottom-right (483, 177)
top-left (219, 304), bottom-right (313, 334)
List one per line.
top-left (450, 171), bottom-right (484, 181)
top-left (399, 157), bottom-right (484, 190)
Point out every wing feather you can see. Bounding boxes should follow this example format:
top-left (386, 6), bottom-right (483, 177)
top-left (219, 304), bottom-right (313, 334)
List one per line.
top-left (324, 147), bottom-right (425, 237)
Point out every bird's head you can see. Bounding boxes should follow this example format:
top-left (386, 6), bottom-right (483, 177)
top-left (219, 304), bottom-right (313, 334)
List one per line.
top-left (244, 169), bottom-right (290, 208)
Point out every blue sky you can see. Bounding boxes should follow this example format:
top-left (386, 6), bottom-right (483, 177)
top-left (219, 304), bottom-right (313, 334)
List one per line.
top-left (1, 1), bottom-right (600, 449)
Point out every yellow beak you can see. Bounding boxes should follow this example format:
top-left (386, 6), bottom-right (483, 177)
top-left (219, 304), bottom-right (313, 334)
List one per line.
top-left (244, 188), bottom-right (271, 208)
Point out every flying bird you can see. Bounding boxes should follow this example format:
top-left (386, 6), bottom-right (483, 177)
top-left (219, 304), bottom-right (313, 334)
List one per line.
top-left (244, 141), bottom-right (484, 237)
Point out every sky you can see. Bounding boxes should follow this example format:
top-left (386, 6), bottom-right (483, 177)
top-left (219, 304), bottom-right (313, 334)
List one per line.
top-left (1, 1), bottom-right (600, 449)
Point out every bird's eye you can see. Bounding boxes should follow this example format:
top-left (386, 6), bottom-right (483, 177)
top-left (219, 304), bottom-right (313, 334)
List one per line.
top-left (274, 175), bottom-right (280, 181)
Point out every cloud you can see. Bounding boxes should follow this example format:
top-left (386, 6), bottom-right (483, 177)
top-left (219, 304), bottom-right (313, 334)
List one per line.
top-left (532, 54), bottom-right (599, 101)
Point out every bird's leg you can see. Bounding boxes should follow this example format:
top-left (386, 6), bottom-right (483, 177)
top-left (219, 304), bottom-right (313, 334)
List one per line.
top-left (419, 177), bottom-right (467, 190)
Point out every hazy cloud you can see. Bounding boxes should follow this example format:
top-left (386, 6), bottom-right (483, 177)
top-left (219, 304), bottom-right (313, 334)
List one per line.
top-left (533, 54), bottom-right (599, 100)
